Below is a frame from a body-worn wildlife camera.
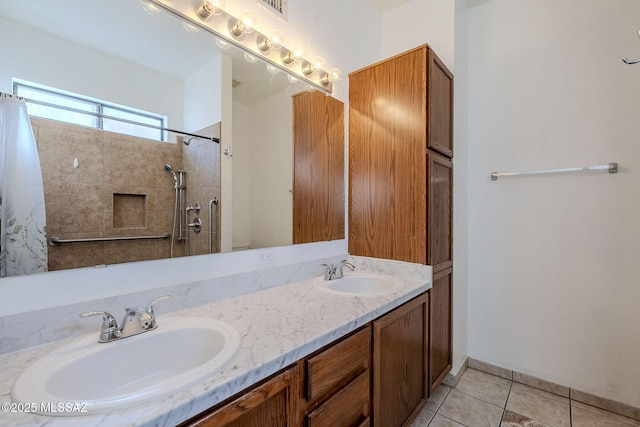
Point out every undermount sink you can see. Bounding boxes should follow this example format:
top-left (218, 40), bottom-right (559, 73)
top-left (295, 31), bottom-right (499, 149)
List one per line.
top-left (316, 273), bottom-right (404, 296)
top-left (11, 317), bottom-right (240, 416)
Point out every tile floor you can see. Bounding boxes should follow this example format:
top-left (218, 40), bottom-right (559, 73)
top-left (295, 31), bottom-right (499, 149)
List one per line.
top-left (411, 368), bottom-right (640, 427)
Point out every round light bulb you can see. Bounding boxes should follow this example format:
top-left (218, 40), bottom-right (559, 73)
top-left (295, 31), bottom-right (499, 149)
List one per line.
top-left (231, 12), bottom-right (256, 37)
top-left (312, 57), bottom-right (326, 72)
top-left (282, 44), bottom-right (305, 64)
top-left (320, 68), bottom-right (342, 86)
top-left (258, 31), bottom-right (284, 53)
top-left (215, 38), bottom-right (231, 49)
top-left (287, 74), bottom-right (300, 84)
top-left (141, 0), bottom-right (161, 16)
top-left (266, 64), bottom-right (280, 75)
top-left (182, 22), bottom-right (200, 34)
top-left (268, 31), bottom-right (284, 50)
top-left (244, 52), bottom-right (257, 63)
top-left (196, 0), bottom-right (225, 19)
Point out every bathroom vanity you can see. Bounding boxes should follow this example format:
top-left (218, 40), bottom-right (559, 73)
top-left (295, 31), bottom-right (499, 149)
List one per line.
top-left (0, 256), bottom-right (431, 427)
top-left (181, 292), bottom-right (429, 427)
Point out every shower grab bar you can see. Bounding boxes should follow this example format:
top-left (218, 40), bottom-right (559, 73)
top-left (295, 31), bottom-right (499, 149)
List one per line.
top-left (48, 233), bottom-right (170, 247)
top-left (208, 197), bottom-right (218, 254)
top-left (491, 163), bottom-right (618, 181)
top-left (16, 96), bottom-right (220, 143)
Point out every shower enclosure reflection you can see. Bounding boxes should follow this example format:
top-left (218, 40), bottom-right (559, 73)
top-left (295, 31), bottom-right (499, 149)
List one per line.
top-left (36, 119), bottom-right (221, 271)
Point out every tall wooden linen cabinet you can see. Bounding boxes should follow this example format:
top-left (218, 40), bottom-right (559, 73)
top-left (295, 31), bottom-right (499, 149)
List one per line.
top-left (349, 44), bottom-right (454, 422)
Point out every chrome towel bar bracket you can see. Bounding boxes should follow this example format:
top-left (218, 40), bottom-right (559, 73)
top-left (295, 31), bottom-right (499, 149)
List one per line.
top-left (623, 30), bottom-right (640, 64)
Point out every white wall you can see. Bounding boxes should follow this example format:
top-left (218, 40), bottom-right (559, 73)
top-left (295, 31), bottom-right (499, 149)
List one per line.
top-left (232, 100), bottom-right (252, 249)
top-left (381, 0), bottom-right (455, 69)
top-left (0, 17), bottom-right (184, 129)
top-left (231, 86), bottom-right (299, 250)
top-left (467, 0), bottom-right (640, 407)
top-left (183, 54), bottom-right (223, 132)
top-left (248, 87), bottom-right (295, 249)
top-left (452, 0), bottom-right (470, 380)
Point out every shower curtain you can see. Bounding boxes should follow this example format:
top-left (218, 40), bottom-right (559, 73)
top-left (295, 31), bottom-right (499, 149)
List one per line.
top-left (0, 93), bottom-right (47, 277)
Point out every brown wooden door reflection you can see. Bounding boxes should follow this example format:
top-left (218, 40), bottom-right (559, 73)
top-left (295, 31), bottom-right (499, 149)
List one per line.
top-left (292, 90), bottom-right (345, 244)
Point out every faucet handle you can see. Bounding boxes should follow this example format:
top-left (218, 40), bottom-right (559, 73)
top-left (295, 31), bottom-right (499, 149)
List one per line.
top-left (79, 310), bottom-right (118, 326)
top-left (140, 295), bottom-right (170, 331)
top-left (321, 263), bottom-right (334, 280)
top-left (146, 295), bottom-right (171, 311)
top-left (337, 259), bottom-right (356, 271)
top-left (79, 311), bottom-right (120, 343)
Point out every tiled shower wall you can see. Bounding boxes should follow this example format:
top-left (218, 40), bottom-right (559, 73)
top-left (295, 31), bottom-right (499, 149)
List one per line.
top-left (181, 123), bottom-right (221, 256)
top-left (32, 118), bottom-right (221, 271)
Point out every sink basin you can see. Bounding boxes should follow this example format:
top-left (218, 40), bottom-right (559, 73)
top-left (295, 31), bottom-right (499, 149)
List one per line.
top-left (11, 317), bottom-right (240, 416)
top-left (316, 273), bottom-right (404, 296)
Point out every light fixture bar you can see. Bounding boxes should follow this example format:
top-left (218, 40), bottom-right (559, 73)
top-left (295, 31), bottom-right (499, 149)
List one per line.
top-left (145, 0), bottom-right (333, 94)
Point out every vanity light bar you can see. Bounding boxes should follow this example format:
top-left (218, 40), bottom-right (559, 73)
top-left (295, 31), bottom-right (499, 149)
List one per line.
top-left (145, 0), bottom-right (334, 94)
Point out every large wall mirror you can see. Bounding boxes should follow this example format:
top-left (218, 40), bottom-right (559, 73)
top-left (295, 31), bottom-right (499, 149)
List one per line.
top-left (0, 0), bottom-right (344, 276)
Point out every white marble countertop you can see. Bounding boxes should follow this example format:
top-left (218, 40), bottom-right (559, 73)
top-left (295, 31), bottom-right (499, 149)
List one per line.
top-left (0, 256), bottom-right (431, 427)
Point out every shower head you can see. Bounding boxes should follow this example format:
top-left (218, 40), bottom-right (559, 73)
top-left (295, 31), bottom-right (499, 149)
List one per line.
top-left (164, 164), bottom-right (178, 187)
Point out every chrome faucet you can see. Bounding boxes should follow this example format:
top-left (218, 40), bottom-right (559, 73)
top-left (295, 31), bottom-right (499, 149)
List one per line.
top-left (80, 295), bottom-right (170, 343)
top-left (322, 260), bottom-right (355, 281)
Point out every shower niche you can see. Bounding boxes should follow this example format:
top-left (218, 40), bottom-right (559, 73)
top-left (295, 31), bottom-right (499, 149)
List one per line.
top-left (113, 193), bottom-right (147, 229)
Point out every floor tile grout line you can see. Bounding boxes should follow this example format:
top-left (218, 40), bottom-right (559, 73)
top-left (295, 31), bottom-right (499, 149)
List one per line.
top-left (569, 400), bottom-right (640, 427)
top-left (500, 379), bottom-right (514, 426)
top-left (428, 384), bottom-right (452, 415)
top-left (569, 397), bottom-right (572, 427)
top-left (429, 411), bottom-right (471, 427)
top-left (451, 385), bottom-right (510, 411)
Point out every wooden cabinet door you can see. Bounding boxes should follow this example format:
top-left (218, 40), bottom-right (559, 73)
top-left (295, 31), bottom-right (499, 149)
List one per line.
top-left (427, 150), bottom-right (453, 269)
top-left (429, 267), bottom-right (452, 394)
top-left (348, 47), bottom-right (428, 264)
top-left (427, 50), bottom-right (454, 158)
top-left (182, 365), bottom-right (299, 427)
top-left (292, 90), bottom-right (345, 244)
top-left (372, 293), bottom-right (429, 427)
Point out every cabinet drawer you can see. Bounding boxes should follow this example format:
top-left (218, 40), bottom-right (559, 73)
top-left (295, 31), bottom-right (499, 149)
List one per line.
top-left (305, 325), bottom-right (371, 402)
top-left (306, 370), bottom-right (370, 427)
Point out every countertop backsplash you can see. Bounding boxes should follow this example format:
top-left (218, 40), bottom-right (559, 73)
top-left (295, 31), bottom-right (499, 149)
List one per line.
top-left (0, 253), bottom-right (349, 354)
